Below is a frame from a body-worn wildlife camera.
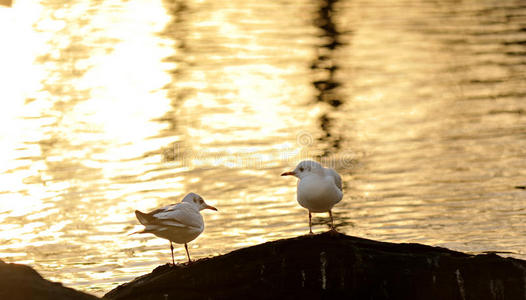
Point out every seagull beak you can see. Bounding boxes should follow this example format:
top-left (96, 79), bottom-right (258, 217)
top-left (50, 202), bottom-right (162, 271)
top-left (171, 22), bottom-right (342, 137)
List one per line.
top-left (205, 204), bottom-right (218, 211)
top-left (281, 171), bottom-right (295, 176)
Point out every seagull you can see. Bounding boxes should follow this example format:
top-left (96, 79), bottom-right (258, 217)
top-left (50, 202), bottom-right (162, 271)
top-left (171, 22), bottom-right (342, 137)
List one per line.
top-left (516, 185), bottom-right (526, 190)
top-left (134, 192), bottom-right (217, 264)
top-left (281, 160), bottom-right (343, 234)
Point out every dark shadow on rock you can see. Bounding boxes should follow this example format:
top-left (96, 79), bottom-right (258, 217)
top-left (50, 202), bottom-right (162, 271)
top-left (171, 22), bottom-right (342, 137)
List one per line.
top-left (0, 260), bottom-right (99, 300)
top-left (104, 232), bottom-right (526, 300)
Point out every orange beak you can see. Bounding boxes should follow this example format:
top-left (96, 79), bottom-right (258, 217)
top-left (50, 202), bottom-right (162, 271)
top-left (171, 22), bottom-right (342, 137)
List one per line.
top-left (205, 204), bottom-right (218, 211)
top-left (281, 171), bottom-right (296, 176)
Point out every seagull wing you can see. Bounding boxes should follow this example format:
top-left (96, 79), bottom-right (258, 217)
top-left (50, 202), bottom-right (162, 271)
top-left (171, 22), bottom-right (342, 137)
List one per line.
top-left (136, 202), bottom-right (202, 230)
top-left (327, 168), bottom-right (343, 192)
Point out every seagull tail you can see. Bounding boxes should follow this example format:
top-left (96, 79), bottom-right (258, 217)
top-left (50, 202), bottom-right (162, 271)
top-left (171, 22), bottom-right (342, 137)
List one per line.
top-left (128, 230), bottom-right (144, 236)
top-left (135, 210), bottom-right (150, 226)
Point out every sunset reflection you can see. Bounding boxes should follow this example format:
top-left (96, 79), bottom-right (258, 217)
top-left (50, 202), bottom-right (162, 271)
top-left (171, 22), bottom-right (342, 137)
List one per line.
top-left (0, 0), bottom-right (525, 297)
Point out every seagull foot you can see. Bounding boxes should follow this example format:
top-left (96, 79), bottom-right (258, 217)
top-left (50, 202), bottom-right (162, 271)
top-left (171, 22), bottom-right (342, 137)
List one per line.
top-left (328, 228), bottom-right (339, 236)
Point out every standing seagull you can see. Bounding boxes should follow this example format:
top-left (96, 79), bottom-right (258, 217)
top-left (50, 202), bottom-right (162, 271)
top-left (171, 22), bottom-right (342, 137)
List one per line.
top-left (134, 192), bottom-right (217, 264)
top-left (281, 160), bottom-right (343, 234)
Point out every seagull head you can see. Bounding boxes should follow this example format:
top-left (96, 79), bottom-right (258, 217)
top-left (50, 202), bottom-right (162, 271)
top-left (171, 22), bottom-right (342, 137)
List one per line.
top-left (182, 192), bottom-right (218, 211)
top-left (281, 160), bottom-right (323, 179)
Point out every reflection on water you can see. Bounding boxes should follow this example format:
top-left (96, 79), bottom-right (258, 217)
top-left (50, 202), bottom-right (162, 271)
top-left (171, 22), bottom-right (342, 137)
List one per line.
top-left (312, 0), bottom-right (345, 156)
top-left (1, 0), bottom-right (526, 296)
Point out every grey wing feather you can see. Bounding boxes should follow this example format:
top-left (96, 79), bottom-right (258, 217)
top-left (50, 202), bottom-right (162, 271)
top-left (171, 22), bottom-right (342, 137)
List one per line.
top-left (152, 203), bottom-right (203, 229)
top-left (328, 168), bottom-right (343, 191)
top-left (136, 203), bottom-right (202, 229)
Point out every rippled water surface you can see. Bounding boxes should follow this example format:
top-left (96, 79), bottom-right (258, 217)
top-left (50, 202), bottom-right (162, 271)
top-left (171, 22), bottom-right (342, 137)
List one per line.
top-left (1, 0), bottom-right (526, 296)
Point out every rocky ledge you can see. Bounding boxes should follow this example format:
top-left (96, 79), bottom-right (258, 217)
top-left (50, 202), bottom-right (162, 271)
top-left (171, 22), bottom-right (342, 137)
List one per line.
top-left (0, 259), bottom-right (98, 300)
top-left (104, 232), bottom-right (526, 300)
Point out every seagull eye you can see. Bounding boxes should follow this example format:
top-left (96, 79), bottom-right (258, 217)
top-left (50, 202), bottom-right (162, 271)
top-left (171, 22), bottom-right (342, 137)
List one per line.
top-left (299, 167), bottom-right (304, 172)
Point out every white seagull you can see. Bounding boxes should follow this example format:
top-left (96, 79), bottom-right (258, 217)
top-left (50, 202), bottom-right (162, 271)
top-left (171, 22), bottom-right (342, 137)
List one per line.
top-left (134, 192), bottom-right (217, 264)
top-left (281, 160), bottom-right (343, 234)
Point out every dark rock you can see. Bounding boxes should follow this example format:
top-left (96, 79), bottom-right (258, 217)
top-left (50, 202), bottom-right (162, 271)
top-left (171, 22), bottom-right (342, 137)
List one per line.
top-left (0, 260), bottom-right (99, 300)
top-left (104, 232), bottom-right (526, 300)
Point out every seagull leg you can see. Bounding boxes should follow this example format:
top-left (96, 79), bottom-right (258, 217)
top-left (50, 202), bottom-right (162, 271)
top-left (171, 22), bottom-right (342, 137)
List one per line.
top-left (308, 211), bottom-right (313, 235)
top-left (170, 242), bottom-right (175, 265)
top-left (184, 243), bottom-right (192, 263)
top-left (329, 210), bottom-right (338, 234)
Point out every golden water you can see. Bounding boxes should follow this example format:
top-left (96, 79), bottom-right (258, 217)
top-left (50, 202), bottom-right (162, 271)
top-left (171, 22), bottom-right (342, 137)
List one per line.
top-left (0, 0), bottom-right (525, 296)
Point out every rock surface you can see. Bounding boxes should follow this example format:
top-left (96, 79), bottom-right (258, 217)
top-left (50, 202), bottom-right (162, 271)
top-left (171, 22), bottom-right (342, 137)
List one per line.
top-left (104, 232), bottom-right (526, 300)
top-left (0, 259), bottom-right (99, 300)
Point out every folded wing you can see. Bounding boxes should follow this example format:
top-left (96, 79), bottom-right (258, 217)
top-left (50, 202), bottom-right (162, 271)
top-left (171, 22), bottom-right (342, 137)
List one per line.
top-left (326, 168), bottom-right (343, 192)
top-left (135, 202), bottom-right (202, 230)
